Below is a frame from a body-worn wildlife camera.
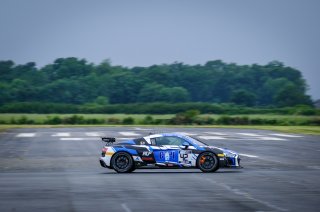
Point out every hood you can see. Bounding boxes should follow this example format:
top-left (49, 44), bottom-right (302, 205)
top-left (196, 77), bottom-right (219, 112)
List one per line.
top-left (208, 146), bottom-right (238, 156)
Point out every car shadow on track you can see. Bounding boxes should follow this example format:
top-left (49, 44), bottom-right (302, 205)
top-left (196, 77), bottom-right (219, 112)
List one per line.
top-left (100, 170), bottom-right (242, 174)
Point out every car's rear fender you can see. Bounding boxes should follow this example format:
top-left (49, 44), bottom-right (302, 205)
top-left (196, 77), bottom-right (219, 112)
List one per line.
top-left (109, 150), bottom-right (136, 169)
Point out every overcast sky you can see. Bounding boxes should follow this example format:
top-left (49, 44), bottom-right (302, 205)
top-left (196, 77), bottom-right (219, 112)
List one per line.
top-left (0, 0), bottom-right (319, 99)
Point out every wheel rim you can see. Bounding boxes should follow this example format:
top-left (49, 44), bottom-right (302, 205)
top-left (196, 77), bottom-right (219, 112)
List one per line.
top-left (115, 155), bottom-right (130, 170)
top-left (199, 154), bottom-right (216, 170)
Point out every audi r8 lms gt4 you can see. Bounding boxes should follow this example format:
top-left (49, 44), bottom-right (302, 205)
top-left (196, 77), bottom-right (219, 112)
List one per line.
top-left (99, 133), bottom-right (241, 173)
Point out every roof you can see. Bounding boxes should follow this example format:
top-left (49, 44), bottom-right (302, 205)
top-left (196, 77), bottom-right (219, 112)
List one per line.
top-left (144, 133), bottom-right (180, 144)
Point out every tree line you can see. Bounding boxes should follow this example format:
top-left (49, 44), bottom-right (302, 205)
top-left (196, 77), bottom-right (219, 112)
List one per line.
top-left (0, 58), bottom-right (313, 107)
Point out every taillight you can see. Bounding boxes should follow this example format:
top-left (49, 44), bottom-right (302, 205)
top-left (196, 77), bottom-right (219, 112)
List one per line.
top-left (101, 147), bottom-right (108, 157)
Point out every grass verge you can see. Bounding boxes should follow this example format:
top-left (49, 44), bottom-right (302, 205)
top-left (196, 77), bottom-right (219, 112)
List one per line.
top-left (0, 124), bottom-right (319, 135)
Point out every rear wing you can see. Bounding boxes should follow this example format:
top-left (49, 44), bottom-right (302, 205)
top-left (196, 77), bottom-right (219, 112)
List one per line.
top-left (101, 137), bottom-right (116, 145)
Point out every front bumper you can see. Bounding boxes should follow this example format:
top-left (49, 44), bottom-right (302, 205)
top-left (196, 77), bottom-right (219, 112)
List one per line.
top-left (226, 156), bottom-right (241, 167)
top-left (218, 154), bottom-right (241, 168)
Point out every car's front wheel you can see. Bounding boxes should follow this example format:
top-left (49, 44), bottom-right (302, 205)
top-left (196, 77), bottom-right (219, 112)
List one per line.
top-left (111, 152), bottom-right (134, 173)
top-left (197, 152), bottom-right (219, 173)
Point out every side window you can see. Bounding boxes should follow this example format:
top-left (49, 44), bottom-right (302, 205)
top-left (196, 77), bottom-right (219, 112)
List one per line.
top-left (167, 137), bottom-right (187, 146)
top-left (155, 137), bottom-right (171, 146)
top-left (150, 138), bottom-right (156, 145)
top-left (134, 138), bottom-right (148, 145)
top-left (155, 136), bottom-right (188, 146)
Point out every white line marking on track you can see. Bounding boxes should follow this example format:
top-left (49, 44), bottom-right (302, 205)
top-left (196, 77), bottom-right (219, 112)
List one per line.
top-left (198, 136), bottom-right (227, 140)
top-left (203, 178), bottom-right (288, 211)
top-left (204, 132), bottom-right (227, 136)
top-left (121, 203), bottom-right (132, 212)
top-left (270, 133), bottom-right (303, 138)
top-left (85, 132), bottom-right (101, 137)
top-left (239, 153), bottom-right (259, 158)
top-left (237, 133), bottom-right (262, 136)
top-left (59, 137), bottom-right (98, 141)
top-left (16, 133), bottom-right (35, 137)
top-left (52, 133), bottom-right (70, 137)
top-left (258, 136), bottom-right (287, 141)
top-left (117, 137), bottom-right (135, 140)
top-left (134, 127), bottom-right (152, 131)
top-left (307, 166), bottom-right (320, 170)
top-left (119, 132), bottom-right (140, 136)
top-left (60, 138), bottom-right (84, 141)
top-left (176, 132), bottom-right (197, 136)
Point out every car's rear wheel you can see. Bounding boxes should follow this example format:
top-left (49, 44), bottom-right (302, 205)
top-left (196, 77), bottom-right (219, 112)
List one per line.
top-left (197, 152), bottom-right (219, 173)
top-left (111, 152), bottom-right (134, 173)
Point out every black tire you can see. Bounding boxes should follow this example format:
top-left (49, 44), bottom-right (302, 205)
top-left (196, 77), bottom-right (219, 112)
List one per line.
top-left (111, 152), bottom-right (134, 173)
top-left (197, 152), bottom-right (219, 173)
top-left (130, 166), bottom-right (136, 172)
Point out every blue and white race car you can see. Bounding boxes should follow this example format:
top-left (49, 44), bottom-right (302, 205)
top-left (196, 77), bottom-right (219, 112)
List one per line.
top-left (99, 133), bottom-right (241, 173)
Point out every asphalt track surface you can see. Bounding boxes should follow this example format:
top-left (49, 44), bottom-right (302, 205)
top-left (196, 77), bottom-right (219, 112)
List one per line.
top-left (0, 127), bottom-right (319, 212)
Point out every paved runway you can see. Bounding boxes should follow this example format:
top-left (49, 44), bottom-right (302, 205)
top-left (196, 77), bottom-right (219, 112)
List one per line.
top-left (0, 127), bottom-right (319, 211)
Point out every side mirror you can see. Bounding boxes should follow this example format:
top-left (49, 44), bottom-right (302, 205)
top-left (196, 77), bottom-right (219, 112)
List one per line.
top-left (182, 142), bottom-right (189, 149)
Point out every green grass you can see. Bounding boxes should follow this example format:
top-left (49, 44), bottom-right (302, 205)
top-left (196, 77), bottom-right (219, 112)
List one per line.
top-left (0, 113), bottom-right (319, 135)
top-left (0, 124), bottom-right (319, 135)
top-left (204, 125), bottom-right (320, 135)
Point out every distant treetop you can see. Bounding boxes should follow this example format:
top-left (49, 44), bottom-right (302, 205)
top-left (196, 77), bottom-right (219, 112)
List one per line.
top-left (0, 58), bottom-right (313, 107)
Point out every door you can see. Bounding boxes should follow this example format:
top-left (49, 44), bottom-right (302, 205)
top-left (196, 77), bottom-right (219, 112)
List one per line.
top-left (151, 136), bottom-right (191, 165)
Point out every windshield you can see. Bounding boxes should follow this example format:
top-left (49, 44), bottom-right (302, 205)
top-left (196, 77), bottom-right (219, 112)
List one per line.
top-left (184, 135), bottom-right (208, 146)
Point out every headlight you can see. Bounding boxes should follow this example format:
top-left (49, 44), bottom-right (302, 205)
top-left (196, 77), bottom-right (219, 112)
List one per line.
top-left (224, 152), bottom-right (237, 158)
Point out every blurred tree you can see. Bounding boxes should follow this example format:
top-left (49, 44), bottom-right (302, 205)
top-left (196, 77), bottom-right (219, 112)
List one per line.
top-left (159, 87), bottom-right (190, 102)
top-left (231, 89), bottom-right (257, 106)
top-left (94, 59), bottom-right (113, 75)
top-left (138, 83), bottom-right (166, 102)
top-left (274, 84), bottom-right (313, 107)
top-left (0, 60), bottom-right (15, 81)
top-left (0, 83), bottom-right (11, 105)
top-left (95, 96), bottom-right (109, 105)
top-left (43, 57), bottom-right (92, 80)
top-left (0, 58), bottom-right (312, 107)
top-left (108, 71), bottom-right (142, 103)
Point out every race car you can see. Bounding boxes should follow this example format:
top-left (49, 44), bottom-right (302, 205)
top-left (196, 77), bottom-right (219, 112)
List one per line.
top-left (99, 133), bottom-right (241, 173)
